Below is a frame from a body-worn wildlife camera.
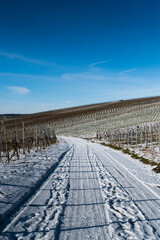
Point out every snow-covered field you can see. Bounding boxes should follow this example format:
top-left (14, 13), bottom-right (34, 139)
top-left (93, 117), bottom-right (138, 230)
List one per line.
top-left (1, 137), bottom-right (160, 239)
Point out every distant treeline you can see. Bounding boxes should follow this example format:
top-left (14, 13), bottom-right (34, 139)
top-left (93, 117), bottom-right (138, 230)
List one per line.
top-left (0, 114), bottom-right (25, 119)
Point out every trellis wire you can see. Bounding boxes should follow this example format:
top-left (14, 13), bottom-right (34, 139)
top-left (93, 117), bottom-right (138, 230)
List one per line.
top-left (0, 120), bottom-right (56, 162)
top-left (103, 121), bottom-right (160, 152)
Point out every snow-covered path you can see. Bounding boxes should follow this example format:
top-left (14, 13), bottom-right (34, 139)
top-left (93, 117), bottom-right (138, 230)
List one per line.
top-left (1, 137), bottom-right (160, 239)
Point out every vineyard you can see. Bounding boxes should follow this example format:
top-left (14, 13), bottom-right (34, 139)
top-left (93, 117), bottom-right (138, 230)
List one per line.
top-left (55, 96), bottom-right (160, 138)
top-left (0, 121), bottom-right (56, 161)
top-left (1, 96), bottom-right (160, 161)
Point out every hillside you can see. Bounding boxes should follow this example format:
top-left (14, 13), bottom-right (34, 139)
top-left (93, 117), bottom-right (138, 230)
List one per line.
top-left (2, 96), bottom-right (160, 137)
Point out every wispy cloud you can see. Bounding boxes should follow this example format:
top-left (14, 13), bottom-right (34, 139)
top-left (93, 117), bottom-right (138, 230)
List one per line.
top-left (0, 72), bottom-right (54, 79)
top-left (118, 68), bottom-right (137, 75)
top-left (62, 73), bottom-right (86, 80)
top-left (0, 51), bottom-right (56, 66)
top-left (62, 72), bottom-right (112, 81)
top-left (7, 86), bottom-right (31, 95)
top-left (0, 69), bottom-right (143, 85)
top-left (62, 71), bottom-right (141, 83)
top-left (65, 100), bottom-right (72, 104)
top-left (40, 102), bottom-right (55, 110)
top-left (88, 60), bottom-right (110, 67)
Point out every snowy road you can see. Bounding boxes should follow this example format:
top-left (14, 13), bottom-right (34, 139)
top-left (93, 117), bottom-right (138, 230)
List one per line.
top-left (1, 137), bottom-right (160, 239)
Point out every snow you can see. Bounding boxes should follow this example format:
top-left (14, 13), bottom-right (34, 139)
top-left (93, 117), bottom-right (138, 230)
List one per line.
top-left (0, 138), bottom-right (69, 230)
top-left (115, 142), bottom-right (160, 164)
top-left (0, 137), bottom-right (160, 239)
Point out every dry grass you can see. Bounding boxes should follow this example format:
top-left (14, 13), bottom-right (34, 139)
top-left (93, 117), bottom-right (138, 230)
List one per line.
top-left (100, 142), bottom-right (160, 174)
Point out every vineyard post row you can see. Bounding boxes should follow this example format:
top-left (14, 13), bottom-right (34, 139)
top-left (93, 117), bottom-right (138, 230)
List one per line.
top-left (103, 121), bottom-right (160, 152)
top-left (0, 120), bottom-right (56, 162)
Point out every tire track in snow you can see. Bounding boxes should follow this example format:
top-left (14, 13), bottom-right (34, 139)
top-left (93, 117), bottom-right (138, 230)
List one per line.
top-left (90, 144), bottom-right (160, 239)
top-left (59, 141), bottom-right (109, 240)
top-left (54, 180), bottom-right (70, 240)
top-left (1, 145), bottom-right (74, 240)
top-left (86, 146), bottom-right (115, 239)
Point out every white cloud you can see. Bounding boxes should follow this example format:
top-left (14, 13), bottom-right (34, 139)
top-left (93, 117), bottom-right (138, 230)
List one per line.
top-left (0, 51), bottom-right (59, 67)
top-left (7, 86), bottom-right (31, 95)
top-left (88, 60), bottom-right (110, 67)
top-left (40, 102), bottom-right (55, 109)
top-left (62, 73), bottom-right (86, 80)
top-left (65, 100), bottom-right (72, 104)
top-left (62, 72), bottom-right (111, 81)
top-left (118, 68), bottom-right (137, 75)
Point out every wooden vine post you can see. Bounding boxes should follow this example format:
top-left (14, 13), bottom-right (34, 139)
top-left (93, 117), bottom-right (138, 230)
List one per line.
top-left (35, 124), bottom-right (38, 150)
top-left (155, 122), bottom-right (158, 143)
top-left (14, 120), bottom-right (19, 159)
top-left (159, 122), bottom-right (160, 152)
top-left (3, 121), bottom-right (9, 160)
top-left (0, 121), bottom-right (2, 161)
top-left (140, 125), bottom-right (142, 146)
top-left (136, 126), bottom-right (138, 147)
top-left (22, 121), bottom-right (25, 154)
top-left (145, 124), bottom-right (147, 148)
top-left (127, 127), bottom-right (129, 146)
top-left (150, 123), bottom-right (152, 149)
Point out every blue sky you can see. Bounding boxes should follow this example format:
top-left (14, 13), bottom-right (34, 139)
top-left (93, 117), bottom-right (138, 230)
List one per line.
top-left (0, 0), bottom-right (160, 113)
